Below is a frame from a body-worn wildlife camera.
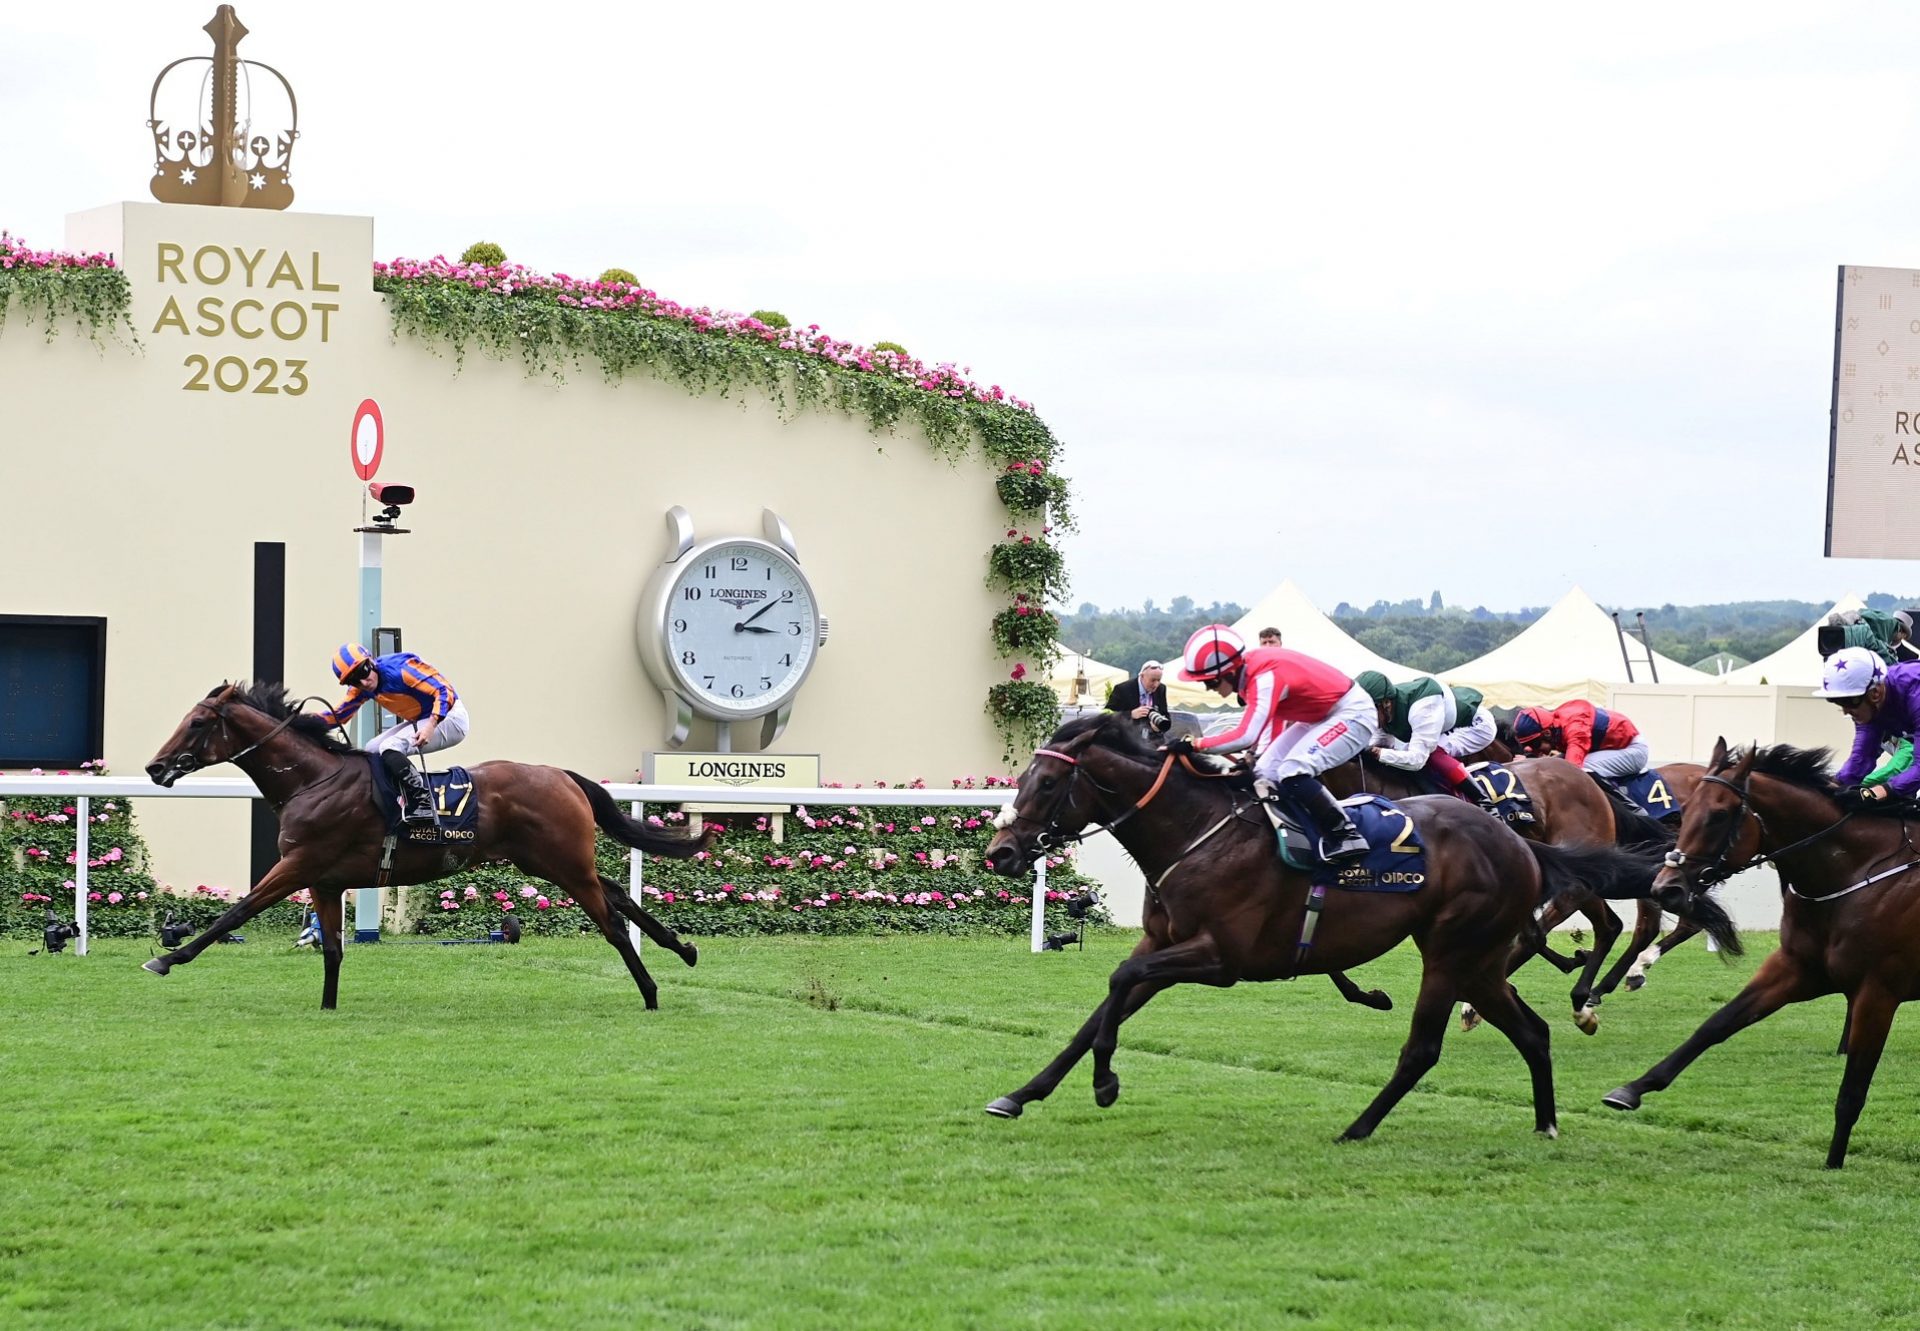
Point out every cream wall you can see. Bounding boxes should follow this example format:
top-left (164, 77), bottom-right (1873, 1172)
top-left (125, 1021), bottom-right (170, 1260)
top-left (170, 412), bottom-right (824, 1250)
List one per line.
top-left (1, 203), bottom-right (1015, 891)
top-left (1605, 683), bottom-right (1854, 765)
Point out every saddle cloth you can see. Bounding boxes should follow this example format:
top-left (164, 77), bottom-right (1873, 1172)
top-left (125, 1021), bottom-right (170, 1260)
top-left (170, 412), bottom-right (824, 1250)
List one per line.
top-left (1616, 769), bottom-right (1682, 822)
top-left (1465, 761), bottom-right (1538, 826)
top-left (1270, 793), bottom-right (1428, 893)
top-left (365, 755), bottom-right (483, 845)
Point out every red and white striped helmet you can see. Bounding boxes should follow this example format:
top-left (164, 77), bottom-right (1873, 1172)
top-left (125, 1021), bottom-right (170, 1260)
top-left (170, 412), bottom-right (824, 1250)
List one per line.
top-left (1180, 624), bottom-right (1246, 682)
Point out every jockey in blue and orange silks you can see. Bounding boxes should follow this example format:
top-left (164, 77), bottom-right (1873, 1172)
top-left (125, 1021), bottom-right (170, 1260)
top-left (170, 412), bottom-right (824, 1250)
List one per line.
top-left (317, 643), bottom-right (469, 824)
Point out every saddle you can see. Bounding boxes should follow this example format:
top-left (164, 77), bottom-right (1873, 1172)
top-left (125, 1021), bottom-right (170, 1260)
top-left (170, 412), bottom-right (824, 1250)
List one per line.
top-left (1609, 769), bottom-right (1683, 822)
top-left (1264, 793), bottom-right (1429, 894)
top-left (364, 754), bottom-right (482, 845)
top-left (1465, 761), bottom-right (1538, 826)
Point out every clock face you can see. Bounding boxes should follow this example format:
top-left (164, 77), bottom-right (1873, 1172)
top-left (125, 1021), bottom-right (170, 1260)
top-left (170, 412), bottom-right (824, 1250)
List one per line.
top-left (663, 540), bottom-right (821, 716)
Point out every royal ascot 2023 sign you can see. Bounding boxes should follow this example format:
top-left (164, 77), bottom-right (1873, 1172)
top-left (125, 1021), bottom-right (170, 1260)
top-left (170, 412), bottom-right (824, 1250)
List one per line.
top-left (149, 242), bottom-right (340, 395)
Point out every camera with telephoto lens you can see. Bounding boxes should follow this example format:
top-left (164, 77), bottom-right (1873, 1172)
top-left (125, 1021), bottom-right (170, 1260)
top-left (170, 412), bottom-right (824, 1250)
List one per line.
top-left (1041, 890), bottom-right (1102, 951)
top-left (160, 912), bottom-right (194, 948)
top-left (1147, 709), bottom-right (1169, 734)
top-left (42, 910), bottom-right (81, 953)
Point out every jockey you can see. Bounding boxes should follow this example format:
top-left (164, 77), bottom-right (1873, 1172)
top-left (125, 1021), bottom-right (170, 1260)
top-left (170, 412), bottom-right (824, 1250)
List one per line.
top-left (1510, 698), bottom-right (1650, 789)
top-left (317, 643), bottom-right (469, 824)
top-left (1815, 646), bottom-right (1920, 802)
top-left (1351, 671), bottom-right (1501, 811)
top-left (1170, 625), bottom-right (1375, 863)
top-left (1825, 608), bottom-right (1913, 666)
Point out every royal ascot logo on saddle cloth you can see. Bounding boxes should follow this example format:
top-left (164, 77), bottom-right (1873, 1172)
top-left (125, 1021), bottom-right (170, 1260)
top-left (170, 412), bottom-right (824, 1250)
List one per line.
top-left (1272, 795), bottom-right (1429, 892)
top-left (365, 757), bottom-right (482, 845)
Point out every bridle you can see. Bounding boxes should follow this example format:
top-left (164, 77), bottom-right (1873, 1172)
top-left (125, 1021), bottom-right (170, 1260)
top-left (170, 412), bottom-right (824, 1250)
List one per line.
top-left (1004, 745), bottom-right (1176, 851)
top-left (1662, 767), bottom-right (1857, 892)
top-left (166, 693), bottom-right (328, 777)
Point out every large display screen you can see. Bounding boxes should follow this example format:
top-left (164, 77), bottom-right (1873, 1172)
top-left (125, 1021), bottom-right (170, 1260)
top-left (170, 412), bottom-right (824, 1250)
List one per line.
top-left (1828, 264), bottom-right (1920, 556)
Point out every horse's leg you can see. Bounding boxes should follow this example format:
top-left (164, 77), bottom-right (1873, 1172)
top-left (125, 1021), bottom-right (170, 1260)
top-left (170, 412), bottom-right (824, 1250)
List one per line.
top-left (573, 877), bottom-right (661, 1010)
top-left (1329, 970), bottom-right (1394, 1012)
top-left (1602, 951), bottom-right (1826, 1111)
top-left (1592, 899), bottom-right (1664, 1001)
top-left (314, 890), bottom-right (346, 1011)
top-left (1625, 918), bottom-right (1698, 991)
top-left (599, 874), bottom-right (697, 968)
top-left (1457, 970), bottom-right (1558, 1135)
top-left (1341, 965), bottom-right (1456, 1141)
top-left (1089, 932), bottom-right (1230, 1109)
top-left (1828, 983), bottom-right (1899, 1168)
top-left (1569, 899), bottom-right (1624, 1035)
top-left (141, 859), bottom-right (310, 975)
top-left (987, 935), bottom-right (1167, 1118)
top-left (1836, 997), bottom-right (1853, 1057)
top-left (1529, 895), bottom-right (1585, 972)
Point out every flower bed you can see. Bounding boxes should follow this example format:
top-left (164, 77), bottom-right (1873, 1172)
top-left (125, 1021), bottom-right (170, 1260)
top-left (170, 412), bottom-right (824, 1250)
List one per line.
top-left (408, 785), bottom-right (1103, 939)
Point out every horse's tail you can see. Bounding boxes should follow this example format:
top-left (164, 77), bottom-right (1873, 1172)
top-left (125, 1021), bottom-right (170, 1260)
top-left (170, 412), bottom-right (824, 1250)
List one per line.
top-left (1523, 840), bottom-right (1743, 957)
top-left (565, 772), bottom-right (717, 859)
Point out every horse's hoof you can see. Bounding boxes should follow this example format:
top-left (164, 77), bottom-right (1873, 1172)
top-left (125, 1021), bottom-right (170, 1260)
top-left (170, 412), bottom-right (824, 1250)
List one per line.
top-left (680, 943), bottom-right (698, 969)
top-left (1093, 1074), bottom-right (1120, 1108)
top-left (1571, 949), bottom-right (1590, 966)
top-left (1601, 1086), bottom-right (1641, 1111)
top-left (142, 958), bottom-right (170, 976)
top-left (1363, 990), bottom-right (1394, 1012)
top-left (984, 1096), bottom-right (1024, 1119)
top-left (1573, 1007), bottom-right (1599, 1036)
top-left (1538, 1123), bottom-right (1559, 1140)
top-left (642, 993), bottom-right (660, 1011)
top-left (1336, 1126), bottom-right (1371, 1143)
top-left (1624, 974), bottom-right (1645, 992)
top-left (1460, 1007), bottom-right (1482, 1033)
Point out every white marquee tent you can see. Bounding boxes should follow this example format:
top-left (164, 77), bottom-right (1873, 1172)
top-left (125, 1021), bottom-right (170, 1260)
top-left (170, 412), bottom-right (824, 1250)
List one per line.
top-left (1719, 595), bottom-right (1863, 687)
top-left (1230, 580), bottom-right (1412, 678)
top-left (1046, 646), bottom-right (1219, 710)
top-left (1441, 585), bottom-right (1712, 707)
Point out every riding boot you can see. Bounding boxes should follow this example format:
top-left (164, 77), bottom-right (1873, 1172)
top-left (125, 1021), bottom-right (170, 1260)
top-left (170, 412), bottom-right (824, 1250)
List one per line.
top-left (1279, 774), bottom-right (1370, 863)
top-left (381, 749), bottom-right (436, 825)
top-left (1455, 775), bottom-right (1501, 815)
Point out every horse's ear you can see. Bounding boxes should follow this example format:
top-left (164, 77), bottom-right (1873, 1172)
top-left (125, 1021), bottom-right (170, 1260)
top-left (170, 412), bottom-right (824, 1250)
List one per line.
top-left (1708, 736), bottom-right (1729, 771)
top-left (1730, 741), bottom-right (1759, 782)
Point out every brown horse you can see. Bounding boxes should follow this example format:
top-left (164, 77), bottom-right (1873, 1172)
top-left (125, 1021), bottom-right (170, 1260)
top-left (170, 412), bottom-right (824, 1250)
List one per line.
top-left (142, 683), bottom-right (713, 1010)
top-left (1329, 753), bottom-right (1663, 1033)
top-left (1602, 740), bottom-right (1920, 1168)
top-left (980, 712), bottom-right (1739, 1138)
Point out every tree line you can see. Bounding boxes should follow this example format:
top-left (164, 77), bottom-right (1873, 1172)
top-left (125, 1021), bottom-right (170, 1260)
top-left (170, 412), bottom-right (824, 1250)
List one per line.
top-left (1059, 593), bottom-right (1920, 675)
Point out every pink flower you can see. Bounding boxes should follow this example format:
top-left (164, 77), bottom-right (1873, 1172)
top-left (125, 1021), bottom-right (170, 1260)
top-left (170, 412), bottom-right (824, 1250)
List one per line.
top-left (107, 892), bottom-right (123, 904)
top-left (1010, 664), bottom-right (1028, 681)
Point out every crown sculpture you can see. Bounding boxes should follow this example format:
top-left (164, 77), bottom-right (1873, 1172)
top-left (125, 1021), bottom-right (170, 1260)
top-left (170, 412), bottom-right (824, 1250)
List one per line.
top-left (148, 6), bottom-right (299, 210)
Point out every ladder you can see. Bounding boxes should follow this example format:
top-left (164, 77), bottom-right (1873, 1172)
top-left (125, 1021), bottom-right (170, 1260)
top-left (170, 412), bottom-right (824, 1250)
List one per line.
top-left (1612, 611), bottom-right (1660, 683)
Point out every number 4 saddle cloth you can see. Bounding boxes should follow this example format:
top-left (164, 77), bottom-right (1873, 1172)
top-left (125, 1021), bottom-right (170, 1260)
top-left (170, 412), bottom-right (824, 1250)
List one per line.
top-left (1615, 769), bottom-right (1683, 822)
top-left (364, 755), bottom-right (483, 845)
top-left (1268, 794), bottom-right (1429, 892)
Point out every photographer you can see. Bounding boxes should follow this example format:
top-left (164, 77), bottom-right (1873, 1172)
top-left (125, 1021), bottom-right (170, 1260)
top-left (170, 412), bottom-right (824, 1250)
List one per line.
top-left (1107, 660), bottom-right (1170, 736)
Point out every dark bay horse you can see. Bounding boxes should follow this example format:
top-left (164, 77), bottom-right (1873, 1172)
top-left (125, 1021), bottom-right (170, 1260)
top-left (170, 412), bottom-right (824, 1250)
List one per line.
top-left (981, 712), bottom-right (1739, 1139)
top-left (143, 683), bottom-right (713, 1010)
top-left (1603, 740), bottom-right (1920, 1168)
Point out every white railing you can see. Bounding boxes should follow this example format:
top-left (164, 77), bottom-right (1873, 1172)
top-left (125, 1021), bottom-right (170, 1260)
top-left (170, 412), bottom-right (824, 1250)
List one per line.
top-left (0, 776), bottom-right (1054, 954)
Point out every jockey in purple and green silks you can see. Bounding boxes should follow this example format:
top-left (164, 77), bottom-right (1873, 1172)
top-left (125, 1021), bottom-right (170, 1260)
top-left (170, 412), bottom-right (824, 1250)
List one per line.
top-left (318, 643), bottom-right (469, 824)
top-left (1816, 647), bottom-right (1920, 803)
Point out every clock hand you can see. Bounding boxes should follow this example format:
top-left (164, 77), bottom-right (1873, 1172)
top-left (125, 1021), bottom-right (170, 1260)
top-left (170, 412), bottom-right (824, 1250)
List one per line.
top-left (733, 624), bottom-right (776, 635)
top-left (738, 596), bottom-right (786, 629)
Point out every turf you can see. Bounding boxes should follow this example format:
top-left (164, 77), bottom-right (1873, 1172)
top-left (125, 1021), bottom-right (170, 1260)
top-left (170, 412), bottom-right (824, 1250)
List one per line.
top-left (2, 929), bottom-right (1914, 1330)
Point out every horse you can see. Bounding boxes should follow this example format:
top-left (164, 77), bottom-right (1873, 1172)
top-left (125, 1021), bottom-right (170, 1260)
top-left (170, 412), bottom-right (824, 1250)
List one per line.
top-left (1328, 752), bottom-right (1671, 1033)
top-left (980, 712), bottom-right (1740, 1139)
top-left (1602, 740), bottom-right (1920, 1168)
top-left (143, 682), bottom-right (714, 1010)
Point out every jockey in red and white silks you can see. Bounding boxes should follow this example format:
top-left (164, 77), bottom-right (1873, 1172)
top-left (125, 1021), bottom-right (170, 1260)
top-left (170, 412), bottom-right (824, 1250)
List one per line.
top-left (1175, 625), bottom-right (1376, 862)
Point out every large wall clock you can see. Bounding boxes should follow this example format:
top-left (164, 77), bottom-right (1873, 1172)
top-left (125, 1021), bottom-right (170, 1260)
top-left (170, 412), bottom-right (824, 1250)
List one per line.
top-left (637, 507), bottom-right (829, 750)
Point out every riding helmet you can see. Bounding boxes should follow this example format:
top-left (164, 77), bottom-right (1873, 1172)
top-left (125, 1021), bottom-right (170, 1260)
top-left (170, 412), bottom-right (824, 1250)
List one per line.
top-left (1179, 625), bottom-right (1246, 682)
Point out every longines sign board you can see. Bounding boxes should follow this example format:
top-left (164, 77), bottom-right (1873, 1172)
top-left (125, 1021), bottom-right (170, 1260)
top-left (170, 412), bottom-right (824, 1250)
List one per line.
top-left (1828, 264), bottom-right (1920, 557)
top-left (641, 753), bottom-right (821, 789)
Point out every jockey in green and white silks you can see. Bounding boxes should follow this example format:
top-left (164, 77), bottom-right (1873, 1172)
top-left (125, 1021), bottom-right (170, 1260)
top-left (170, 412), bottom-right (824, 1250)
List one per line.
top-left (1352, 672), bottom-right (1499, 810)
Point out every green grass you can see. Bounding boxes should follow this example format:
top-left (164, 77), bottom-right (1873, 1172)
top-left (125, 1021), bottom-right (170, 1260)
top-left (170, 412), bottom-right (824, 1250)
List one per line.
top-left (3, 929), bottom-right (1915, 1330)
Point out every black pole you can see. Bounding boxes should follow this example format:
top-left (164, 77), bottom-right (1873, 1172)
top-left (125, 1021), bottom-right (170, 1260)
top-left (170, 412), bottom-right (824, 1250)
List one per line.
top-left (250, 542), bottom-right (286, 885)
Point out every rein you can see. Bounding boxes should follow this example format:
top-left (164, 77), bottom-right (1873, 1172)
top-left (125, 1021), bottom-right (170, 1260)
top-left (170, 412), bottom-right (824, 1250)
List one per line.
top-left (1016, 749), bottom-right (1179, 848)
top-left (1665, 769), bottom-right (1920, 902)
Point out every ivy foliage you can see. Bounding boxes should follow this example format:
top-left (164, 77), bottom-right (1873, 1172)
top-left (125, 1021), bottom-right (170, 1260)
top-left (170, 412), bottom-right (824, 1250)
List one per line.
top-left (0, 235), bottom-right (137, 346)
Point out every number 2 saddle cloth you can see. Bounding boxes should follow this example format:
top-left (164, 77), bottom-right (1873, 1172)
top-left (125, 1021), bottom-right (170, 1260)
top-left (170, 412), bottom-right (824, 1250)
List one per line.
top-left (1269, 793), bottom-right (1429, 893)
top-left (364, 755), bottom-right (483, 845)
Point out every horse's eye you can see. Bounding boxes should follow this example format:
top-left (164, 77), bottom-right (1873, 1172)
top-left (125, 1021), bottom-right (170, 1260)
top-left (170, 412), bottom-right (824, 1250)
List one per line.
top-left (1038, 776), bottom-right (1056, 791)
top-left (188, 717), bottom-right (205, 730)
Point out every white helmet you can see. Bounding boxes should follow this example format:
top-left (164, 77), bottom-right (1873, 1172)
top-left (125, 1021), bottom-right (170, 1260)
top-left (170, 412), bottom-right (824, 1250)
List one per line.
top-left (1813, 646), bottom-right (1885, 699)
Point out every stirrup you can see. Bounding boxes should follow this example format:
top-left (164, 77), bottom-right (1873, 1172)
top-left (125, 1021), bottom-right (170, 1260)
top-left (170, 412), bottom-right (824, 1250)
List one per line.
top-left (1320, 828), bottom-right (1370, 863)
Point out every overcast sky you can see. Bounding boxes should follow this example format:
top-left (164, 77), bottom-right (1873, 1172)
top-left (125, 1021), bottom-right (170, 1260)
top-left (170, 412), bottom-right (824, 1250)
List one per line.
top-left (9, 1), bottom-right (1920, 614)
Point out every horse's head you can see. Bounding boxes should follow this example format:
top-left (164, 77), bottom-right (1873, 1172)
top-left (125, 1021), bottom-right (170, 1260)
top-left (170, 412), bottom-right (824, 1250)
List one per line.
top-left (146, 684), bottom-right (244, 787)
top-left (986, 710), bottom-right (1161, 876)
top-left (1651, 736), bottom-right (1760, 908)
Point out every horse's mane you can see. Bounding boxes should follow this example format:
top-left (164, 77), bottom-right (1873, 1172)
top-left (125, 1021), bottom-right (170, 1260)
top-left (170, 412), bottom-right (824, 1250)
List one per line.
top-left (212, 681), bottom-right (358, 755)
top-left (1052, 709), bottom-right (1161, 761)
top-left (1738, 743), bottom-right (1838, 793)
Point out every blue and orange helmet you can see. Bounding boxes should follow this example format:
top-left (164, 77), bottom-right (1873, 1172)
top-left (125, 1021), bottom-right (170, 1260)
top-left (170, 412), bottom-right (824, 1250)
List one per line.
top-left (1511, 707), bottom-right (1552, 750)
top-left (332, 643), bottom-right (375, 685)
